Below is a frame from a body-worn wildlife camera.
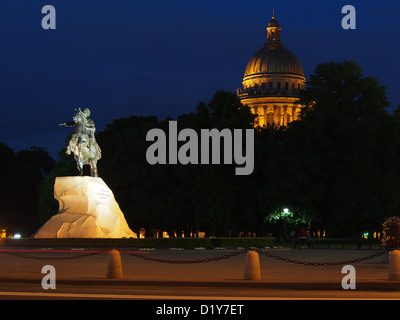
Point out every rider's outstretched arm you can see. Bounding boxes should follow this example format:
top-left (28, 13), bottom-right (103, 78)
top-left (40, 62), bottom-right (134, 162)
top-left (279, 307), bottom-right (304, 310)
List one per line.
top-left (59, 121), bottom-right (76, 127)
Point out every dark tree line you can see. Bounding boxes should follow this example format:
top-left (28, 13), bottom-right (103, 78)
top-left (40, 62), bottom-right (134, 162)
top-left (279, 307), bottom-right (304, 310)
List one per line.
top-left (0, 144), bottom-right (54, 234)
top-left (33, 60), bottom-right (400, 237)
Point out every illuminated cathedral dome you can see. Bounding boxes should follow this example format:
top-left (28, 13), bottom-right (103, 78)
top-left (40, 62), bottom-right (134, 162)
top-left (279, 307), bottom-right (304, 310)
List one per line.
top-left (238, 13), bottom-right (306, 127)
top-left (244, 45), bottom-right (304, 78)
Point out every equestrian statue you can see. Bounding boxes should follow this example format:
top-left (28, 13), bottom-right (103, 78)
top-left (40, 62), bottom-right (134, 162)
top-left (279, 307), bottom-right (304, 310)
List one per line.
top-left (59, 108), bottom-right (101, 177)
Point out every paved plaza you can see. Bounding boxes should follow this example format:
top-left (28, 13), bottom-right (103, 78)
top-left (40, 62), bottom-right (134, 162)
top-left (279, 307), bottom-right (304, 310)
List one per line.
top-left (0, 247), bottom-right (397, 290)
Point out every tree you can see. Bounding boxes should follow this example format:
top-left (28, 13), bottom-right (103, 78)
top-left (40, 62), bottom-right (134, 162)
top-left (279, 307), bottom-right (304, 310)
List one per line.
top-left (0, 143), bottom-right (55, 234)
top-left (16, 146), bottom-right (55, 222)
top-left (284, 60), bottom-right (392, 236)
top-left (0, 143), bottom-right (18, 217)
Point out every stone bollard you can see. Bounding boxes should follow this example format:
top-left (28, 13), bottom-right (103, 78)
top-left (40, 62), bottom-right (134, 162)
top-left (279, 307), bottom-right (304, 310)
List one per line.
top-left (244, 250), bottom-right (261, 280)
top-left (388, 250), bottom-right (400, 281)
top-left (107, 249), bottom-right (123, 279)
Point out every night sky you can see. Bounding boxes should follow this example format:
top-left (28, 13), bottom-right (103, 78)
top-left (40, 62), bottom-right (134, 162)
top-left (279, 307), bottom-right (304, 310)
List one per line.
top-left (1, 0), bottom-right (399, 160)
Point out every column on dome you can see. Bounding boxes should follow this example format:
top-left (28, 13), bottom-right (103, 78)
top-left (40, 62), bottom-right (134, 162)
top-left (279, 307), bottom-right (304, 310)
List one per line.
top-left (292, 106), bottom-right (297, 121)
top-left (273, 105), bottom-right (278, 124)
top-left (283, 105), bottom-right (288, 126)
top-left (266, 109), bottom-right (274, 126)
top-left (263, 106), bottom-right (267, 127)
top-left (286, 107), bottom-right (292, 124)
top-left (276, 106), bottom-right (283, 126)
top-left (257, 107), bottom-right (261, 126)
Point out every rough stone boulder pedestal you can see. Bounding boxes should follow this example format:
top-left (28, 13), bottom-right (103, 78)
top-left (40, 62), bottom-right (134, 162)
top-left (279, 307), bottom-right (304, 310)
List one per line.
top-left (34, 176), bottom-right (137, 238)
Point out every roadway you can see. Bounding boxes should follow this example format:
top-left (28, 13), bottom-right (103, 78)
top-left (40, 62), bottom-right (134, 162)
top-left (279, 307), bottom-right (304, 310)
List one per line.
top-left (1, 282), bottom-right (400, 300)
top-left (0, 247), bottom-right (399, 303)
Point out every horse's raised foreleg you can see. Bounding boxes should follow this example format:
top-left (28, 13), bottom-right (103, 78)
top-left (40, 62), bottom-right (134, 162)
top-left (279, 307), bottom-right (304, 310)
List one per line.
top-left (76, 157), bottom-right (84, 176)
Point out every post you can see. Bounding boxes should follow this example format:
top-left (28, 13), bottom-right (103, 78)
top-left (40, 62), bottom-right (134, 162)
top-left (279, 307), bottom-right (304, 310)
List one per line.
top-left (107, 249), bottom-right (123, 279)
top-left (244, 250), bottom-right (261, 280)
top-left (388, 250), bottom-right (400, 281)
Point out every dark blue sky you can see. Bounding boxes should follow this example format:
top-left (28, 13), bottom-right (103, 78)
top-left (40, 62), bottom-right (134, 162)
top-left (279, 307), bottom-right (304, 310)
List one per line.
top-left (1, 0), bottom-right (399, 159)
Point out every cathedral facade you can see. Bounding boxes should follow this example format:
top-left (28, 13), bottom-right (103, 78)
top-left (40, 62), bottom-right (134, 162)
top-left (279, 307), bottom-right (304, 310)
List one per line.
top-left (238, 13), bottom-right (305, 127)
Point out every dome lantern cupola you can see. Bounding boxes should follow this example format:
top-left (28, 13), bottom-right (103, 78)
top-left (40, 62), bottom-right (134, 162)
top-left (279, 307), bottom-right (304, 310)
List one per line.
top-left (266, 10), bottom-right (282, 46)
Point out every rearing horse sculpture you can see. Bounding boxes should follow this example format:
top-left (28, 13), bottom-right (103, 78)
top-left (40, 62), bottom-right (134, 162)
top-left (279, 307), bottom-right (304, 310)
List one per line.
top-left (60, 108), bottom-right (102, 177)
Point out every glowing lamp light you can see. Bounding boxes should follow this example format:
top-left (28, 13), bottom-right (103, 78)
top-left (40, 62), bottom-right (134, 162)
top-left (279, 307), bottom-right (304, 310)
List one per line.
top-left (283, 208), bottom-right (289, 214)
top-left (12, 234), bottom-right (21, 239)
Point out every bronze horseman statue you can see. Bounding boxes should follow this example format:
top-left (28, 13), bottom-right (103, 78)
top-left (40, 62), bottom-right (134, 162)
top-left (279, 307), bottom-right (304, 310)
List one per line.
top-left (60, 108), bottom-right (101, 177)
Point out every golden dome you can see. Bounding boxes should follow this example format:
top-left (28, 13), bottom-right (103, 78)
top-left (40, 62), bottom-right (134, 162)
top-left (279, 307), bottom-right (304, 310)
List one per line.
top-left (244, 45), bottom-right (304, 78)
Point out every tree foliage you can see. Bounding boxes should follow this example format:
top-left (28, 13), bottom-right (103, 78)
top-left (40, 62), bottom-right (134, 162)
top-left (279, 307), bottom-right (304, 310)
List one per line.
top-left (0, 144), bottom-right (55, 234)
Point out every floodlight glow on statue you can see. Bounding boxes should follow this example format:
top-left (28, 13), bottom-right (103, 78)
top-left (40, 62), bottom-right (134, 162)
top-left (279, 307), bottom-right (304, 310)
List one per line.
top-left (59, 108), bottom-right (101, 177)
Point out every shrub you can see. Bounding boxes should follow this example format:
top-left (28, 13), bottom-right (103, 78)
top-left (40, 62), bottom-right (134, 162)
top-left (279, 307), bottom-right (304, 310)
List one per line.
top-left (381, 216), bottom-right (400, 251)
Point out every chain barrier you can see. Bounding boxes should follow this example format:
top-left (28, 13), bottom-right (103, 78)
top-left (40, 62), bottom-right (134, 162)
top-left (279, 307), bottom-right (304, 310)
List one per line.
top-left (121, 247), bottom-right (389, 266)
top-left (255, 248), bottom-right (389, 266)
top-left (0, 250), bottom-right (103, 261)
top-left (121, 248), bottom-right (248, 264)
top-left (0, 247), bottom-right (389, 265)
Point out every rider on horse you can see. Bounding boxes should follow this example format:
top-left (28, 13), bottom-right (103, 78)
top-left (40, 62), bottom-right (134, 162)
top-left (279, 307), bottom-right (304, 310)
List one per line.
top-left (60, 108), bottom-right (101, 177)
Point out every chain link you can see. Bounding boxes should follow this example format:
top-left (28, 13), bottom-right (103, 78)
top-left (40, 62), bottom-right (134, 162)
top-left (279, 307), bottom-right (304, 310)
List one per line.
top-left (121, 248), bottom-right (249, 264)
top-left (255, 248), bottom-right (389, 266)
top-left (0, 250), bottom-right (102, 261)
